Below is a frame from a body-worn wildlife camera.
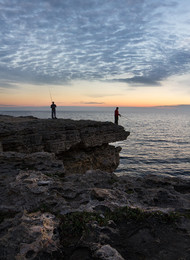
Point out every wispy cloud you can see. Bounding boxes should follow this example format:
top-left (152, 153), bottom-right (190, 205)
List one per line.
top-left (0, 104), bottom-right (17, 107)
top-left (0, 81), bottom-right (19, 92)
top-left (0, 0), bottom-right (190, 90)
top-left (80, 101), bottom-right (105, 105)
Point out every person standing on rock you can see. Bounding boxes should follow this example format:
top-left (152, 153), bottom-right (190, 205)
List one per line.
top-left (114, 107), bottom-right (121, 125)
top-left (51, 101), bottom-right (57, 119)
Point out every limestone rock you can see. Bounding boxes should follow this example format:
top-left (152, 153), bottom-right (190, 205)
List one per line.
top-left (0, 115), bottom-right (189, 259)
top-left (0, 211), bottom-right (63, 259)
top-left (0, 151), bottom-right (64, 176)
top-left (0, 167), bottom-right (190, 259)
top-left (60, 144), bottom-right (122, 174)
top-left (94, 244), bottom-right (125, 260)
top-left (0, 115), bottom-right (130, 174)
top-left (0, 115), bottom-right (129, 153)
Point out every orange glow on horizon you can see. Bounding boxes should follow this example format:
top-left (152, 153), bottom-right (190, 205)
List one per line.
top-left (1, 79), bottom-right (190, 108)
top-left (1, 99), bottom-right (189, 108)
top-left (0, 89), bottom-right (189, 108)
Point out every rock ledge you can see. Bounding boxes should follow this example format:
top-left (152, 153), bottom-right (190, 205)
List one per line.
top-left (0, 115), bottom-right (130, 174)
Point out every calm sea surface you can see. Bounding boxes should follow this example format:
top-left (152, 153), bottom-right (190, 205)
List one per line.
top-left (0, 107), bottom-right (190, 178)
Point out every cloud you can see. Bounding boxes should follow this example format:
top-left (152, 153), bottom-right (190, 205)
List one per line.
top-left (80, 101), bottom-right (105, 105)
top-left (0, 104), bottom-right (17, 107)
top-left (112, 49), bottom-right (190, 86)
top-left (0, 0), bottom-right (190, 89)
top-left (112, 77), bottom-right (161, 86)
top-left (0, 80), bottom-right (19, 92)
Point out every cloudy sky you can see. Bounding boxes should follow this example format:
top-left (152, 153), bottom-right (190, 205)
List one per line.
top-left (0, 0), bottom-right (190, 107)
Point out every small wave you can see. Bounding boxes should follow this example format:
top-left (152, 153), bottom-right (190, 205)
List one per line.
top-left (121, 157), bottom-right (190, 164)
top-left (139, 139), bottom-right (189, 145)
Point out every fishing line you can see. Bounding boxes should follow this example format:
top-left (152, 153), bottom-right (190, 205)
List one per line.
top-left (121, 115), bottom-right (133, 121)
top-left (120, 115), bottom-right (133, 132)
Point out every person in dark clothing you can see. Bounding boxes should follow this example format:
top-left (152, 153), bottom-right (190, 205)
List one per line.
top-left (114, 107), bottom-right (121, 125)
top-left (51, 101), bottom-right (57, 119)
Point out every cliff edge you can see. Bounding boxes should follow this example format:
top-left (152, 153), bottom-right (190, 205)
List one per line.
top-left (0, 115), bottom-right (130, 174)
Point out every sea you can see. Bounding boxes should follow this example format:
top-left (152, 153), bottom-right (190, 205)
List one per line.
top-left (0, 106), bottom-right (190, 179)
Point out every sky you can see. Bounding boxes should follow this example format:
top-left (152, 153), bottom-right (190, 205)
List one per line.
top-left (0, 0), bottom-right (190, 107)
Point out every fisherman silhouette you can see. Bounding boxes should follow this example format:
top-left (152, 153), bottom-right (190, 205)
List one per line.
top-left (50, 101), bottom-right (57, 119)
top-left (114, 107), bottom-right (121, 125)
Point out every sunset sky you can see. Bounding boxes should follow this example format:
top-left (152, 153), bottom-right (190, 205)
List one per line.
top-left (0, 0), bottom-right (190, 107)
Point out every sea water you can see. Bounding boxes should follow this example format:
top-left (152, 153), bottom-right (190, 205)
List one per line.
top-left (0, 106), bottom-right (189, 178)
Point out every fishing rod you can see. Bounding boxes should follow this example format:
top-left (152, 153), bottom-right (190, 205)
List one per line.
top-left (48, 86), bottom-right (53, 102)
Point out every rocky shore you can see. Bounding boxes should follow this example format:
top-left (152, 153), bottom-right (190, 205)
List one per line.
top-left (0, 115), bottom-right (189, 260)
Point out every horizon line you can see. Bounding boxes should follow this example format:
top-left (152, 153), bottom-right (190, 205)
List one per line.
top-left (0, 104), bottom-right (190, 109)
